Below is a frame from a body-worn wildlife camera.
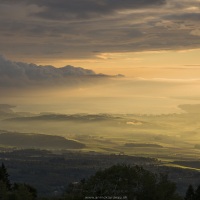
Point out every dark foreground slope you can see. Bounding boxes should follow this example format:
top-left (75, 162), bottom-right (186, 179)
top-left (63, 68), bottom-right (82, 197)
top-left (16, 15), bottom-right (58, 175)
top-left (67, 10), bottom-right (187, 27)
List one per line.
top-left (0, 149), bottom-right (200, 197)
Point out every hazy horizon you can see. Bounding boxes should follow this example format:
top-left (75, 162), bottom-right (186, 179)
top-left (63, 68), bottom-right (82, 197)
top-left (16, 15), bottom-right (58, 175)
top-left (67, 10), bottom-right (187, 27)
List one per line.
top-left (1, 0), bottom-right (200, 115)
top-left (1, 55), bottom-right (200, 115)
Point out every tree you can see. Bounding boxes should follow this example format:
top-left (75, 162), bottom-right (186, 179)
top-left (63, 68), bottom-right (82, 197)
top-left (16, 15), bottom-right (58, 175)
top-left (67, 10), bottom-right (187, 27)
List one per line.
top-left (12, 183), bottom-right (37, 200)
top-left (0, 163), bottom-right (11, 190)
top-left (0, 163), bottom-right (37, 200)
top-left (66, 164), bottom-right (182, 200)
top-left (195, 185), bottom-right (200, 200)
top-left (0, 181), bottom-right (9, 200)
top-left (185, 185), bottom-right (195, 200)
top-left (156, 174), bottom-right (182, 200)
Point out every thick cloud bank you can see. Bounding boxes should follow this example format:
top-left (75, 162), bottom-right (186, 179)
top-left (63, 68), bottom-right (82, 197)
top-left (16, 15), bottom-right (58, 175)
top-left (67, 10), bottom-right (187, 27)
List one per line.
top-left (1, 0), bottom-right (165, 20)
top-left (0, 0), bottom-right (200, 60)
top-left (0, 55), bottom-right (108, 87)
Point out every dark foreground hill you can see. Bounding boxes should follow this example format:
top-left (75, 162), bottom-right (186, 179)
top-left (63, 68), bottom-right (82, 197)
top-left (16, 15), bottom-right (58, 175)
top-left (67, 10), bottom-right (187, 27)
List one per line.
top-left (0, 131), bottom-right (85, 149)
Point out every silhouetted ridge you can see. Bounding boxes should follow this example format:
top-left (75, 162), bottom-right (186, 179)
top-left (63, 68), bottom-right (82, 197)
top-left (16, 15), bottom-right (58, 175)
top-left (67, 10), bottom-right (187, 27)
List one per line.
top-left (6, 113), bottom-right (121, 122)
top-left (0, 131), bottom-right (85, 149)
top-left (124, 143), bottom-right (163, 148)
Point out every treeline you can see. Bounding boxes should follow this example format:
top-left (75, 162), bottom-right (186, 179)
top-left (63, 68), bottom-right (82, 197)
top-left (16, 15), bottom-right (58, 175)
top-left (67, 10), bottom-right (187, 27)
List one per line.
top-left (0, 163), bottom-right (37, 200)
top-left (0, 149), bottom-right (159, 196)
top-left (185, 184), bottom-right (200, 200)
top-left (0, 163), bottom-right (199, 200)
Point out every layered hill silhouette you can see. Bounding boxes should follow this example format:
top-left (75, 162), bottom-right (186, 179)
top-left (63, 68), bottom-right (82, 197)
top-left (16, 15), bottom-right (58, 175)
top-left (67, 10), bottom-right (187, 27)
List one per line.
top-left (5, 113), bottom-right (121, 122)
top-left (124, 143), bottom-right (163, 148)
top-left (0, 131), bottom-right (85, 149)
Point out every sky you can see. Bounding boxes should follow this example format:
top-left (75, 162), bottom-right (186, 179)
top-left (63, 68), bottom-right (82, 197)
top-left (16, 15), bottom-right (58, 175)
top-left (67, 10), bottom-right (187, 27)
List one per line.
top-left (0, 0), bottom-right (200, 76)
top-left (0, 0), bottom-right (200, 114)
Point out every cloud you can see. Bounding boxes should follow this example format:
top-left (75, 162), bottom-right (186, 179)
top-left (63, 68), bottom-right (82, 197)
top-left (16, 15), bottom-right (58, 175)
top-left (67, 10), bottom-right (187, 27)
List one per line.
top-left (0, 0), bottom-right (200, 60)
top-left (33, 0), bottom-right (166, 20)
top-left (178, 104), bottom-right (200, 113)
top-left (190, 29), bottom-right (200, 37)
top-left (1, 0), bottom-right (166, 20)
top-left (0, 104), bottom-right (15, 113)
top-left (165, 13), bottom-right (200, 22)
top-left (0, 55), bottom-right (111, 88)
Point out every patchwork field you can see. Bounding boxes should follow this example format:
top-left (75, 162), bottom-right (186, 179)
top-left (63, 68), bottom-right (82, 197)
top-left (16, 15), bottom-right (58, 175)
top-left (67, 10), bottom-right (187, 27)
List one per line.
top-left (1, 104), bottom-right (200, 171)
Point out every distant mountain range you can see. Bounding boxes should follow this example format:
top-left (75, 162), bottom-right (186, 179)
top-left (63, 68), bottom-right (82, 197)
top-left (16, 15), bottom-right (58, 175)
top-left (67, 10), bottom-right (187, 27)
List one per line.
top-left (5, 113), bottom-right (121, 122)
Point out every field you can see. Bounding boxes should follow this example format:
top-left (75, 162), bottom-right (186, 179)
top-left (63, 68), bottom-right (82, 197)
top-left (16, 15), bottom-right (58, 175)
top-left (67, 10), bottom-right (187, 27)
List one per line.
top-left (1, 104), bottom-right (200, 171)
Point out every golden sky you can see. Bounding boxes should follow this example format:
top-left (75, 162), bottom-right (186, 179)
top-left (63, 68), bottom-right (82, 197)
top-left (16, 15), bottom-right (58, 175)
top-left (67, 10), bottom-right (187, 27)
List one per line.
top-left (1, 0), bottom-right (200, 114)
top-left (0, 0), bottom-right (200, 79)
top-left (41, 49), bottom-right (200, 78)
